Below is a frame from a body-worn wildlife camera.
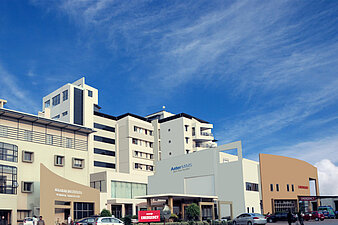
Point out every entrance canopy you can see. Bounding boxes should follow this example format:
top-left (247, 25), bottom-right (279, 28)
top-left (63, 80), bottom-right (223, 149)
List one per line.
top-left (135, 193), bottom-right (218, 221)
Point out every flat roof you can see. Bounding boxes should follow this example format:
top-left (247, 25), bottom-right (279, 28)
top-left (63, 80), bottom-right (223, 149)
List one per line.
top-left (159, 113), bottom-right (209, 124)
top-left (0, 108), bottom-right (94, 134)
top-left (135, 193), bottom-right (218, 200)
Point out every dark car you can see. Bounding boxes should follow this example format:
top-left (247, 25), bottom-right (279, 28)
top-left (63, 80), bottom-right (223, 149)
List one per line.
top-left (303, 211), bottom-right (325, 221)
top-left (266, 212), bottom-right (297, 223)
top-left (75, 217), bottom-right (96, 225)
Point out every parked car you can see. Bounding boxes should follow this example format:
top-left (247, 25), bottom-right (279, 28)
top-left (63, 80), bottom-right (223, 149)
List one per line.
top-left (95, 217), bottom-right (123, 225)
top-left (303, 211), bottom-right (325, 221)
top-left (23, 217), bottom-right (34, 225)
top-left (318, 206), bottom-right (335, 219)
top-left (233, 213), bottom-right (267, 225)
top-left (266, 212), bottom-right (297, 223)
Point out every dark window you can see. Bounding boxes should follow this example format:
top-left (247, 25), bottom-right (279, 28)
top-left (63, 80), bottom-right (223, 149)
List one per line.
top-left (22, 182), bottom-right (33, 193)
top-left (94, 148), bottom-right (115, 157)
top-left (45, 100), bottom-right (50, 108)
top-left (62, 111), bottom-right (68, 117)
top-left (94, 136), bottom-right (115, 145)
top-left (73, 202), bottom-right (94, 220)
top-left (270, 184), bottom-right (273, 191)
top-left (0, 142), bottom-right (18, 162)
top-left (276, 184), bottom-right (279, 192)
top-left (0, 164), bottom-right (17, 194)
top-left (88, 90), bottom-right (93, 97)
top-left (52, 94), bottom-right (60, 106)
top-left (185, 125), bottom-right (189, 132)
top-left (74, 88), bottom-right (84, 125)
top-left (246, 182), bottom-right (259, 192)
top-left (55, 201), bottom-right (71, 205)
top-left (292, 184), bottom-right (294, 192)
top-left (287, 184), bottom-right (290, 192)
top-left (94, 161), bottom-right (115, 169)
top-left (90, 181), bottom-right (104, 192)
top-left (94, 123), bottom-right (115, 132)
top-left (62, 90), bottom-right (68, 101)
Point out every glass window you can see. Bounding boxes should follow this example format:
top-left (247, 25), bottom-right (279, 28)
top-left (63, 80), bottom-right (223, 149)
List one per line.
top-left (22, 151), bottom-right (34, 163)
top-left (287, 184), bottom-right (290, 192)
top-left (0, 126), bottom-right (8, 138)
top-left (94, 123), bottom-right (115, 132)
top-left (94, 148), bottom-right (115, 157)
top-left (22, 182), bottom-right (33, 193)
top-left (132, 138), bottom-right (138, 145)
top-left (62, 111), bottom-right (68, 117)
top-left (0, 164), bottom-right (18, 194)
top-left (111, 181), bottom-right (146, 199)
top-left (24, 130), bottom-right (33, 142)
top-left (270, 184), bottom-right (273, 191)
top-left (66, 138), bottom-right (73, 148)
top-left (45, 100), bottom-right (50, 108)
top-left (94, 136), bottom-right (115, 144)
top-left (52, 115), bottom-right (60, 119)
top-left (55, 155), bottom-right (64, 166)
top-left (72, 158), bottom-right (84, 169)
top-left (292, 184), bottom-right (294, 192)
top-left (88, 90), bottom-right (93, 97)
top-left (246, 182), bottom-right (259, 192)
top-left (94, 161), bottom-right (115, 169)
top-left (0, 142), bottom-right (18, 162)
top-left (52, 94), bottom-right (60, 106)
top-left (131, 183), bottom-right (147, 198)
top-left (63, 90), bottom-right (68, 101)
top-left (46, 134), bottom-right (53, 145)
top-left (276, 184), bottom-right (279, 192)
top-left (73, 202), bottom-right (94, 220)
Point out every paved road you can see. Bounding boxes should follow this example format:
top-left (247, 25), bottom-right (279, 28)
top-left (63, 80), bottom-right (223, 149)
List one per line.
top-left (271, 219), bottom-right (338, 225)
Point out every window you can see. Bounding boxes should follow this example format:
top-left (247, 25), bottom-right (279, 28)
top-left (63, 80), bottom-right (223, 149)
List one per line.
top-left (270, 184), bottom-right (273, 191)
top-left (72, 158), bottom-right (84, 169)
top-left (24, 130), bottom-right (33, 142)
top-left (94, 161), bottom-right (115, 169)
top-left (168, 129), bottom-right (171, 132)
top-left (0, 126), bottom-right (8, 137)
top-left (149, 142), bottom-right (153, 148)
top-left (0, 142), bottom-right (18, 162)
top-left (246, 182), bottom-right (259, 192)
top-left (292, 184), bottom-right (294, 192)
top-left (132, 138), bottom-right (138, 145)
top-left (169, 140), bottom-right (171, 143)
top-left (287, 184), bottom-right (290, 192)
top-left (145, 129), bottom-right (148, 135)
top-left (0, 165), bottom-right (17, 194)
top-left (52, 115), bottom-right (60, 119)
top-left (62, 90), bottom-right (68, 101)
top-left (111, 181), bottom-right (147, 199)
top-left (94, 148), bottom-right (115, 157)
top-left (185, 137), bottom-right (189, 144)
top-left (88, 90), bottom-right (93, 97)
top-left (94, 123), bottom-right (115, 132)
top-left (252, 207), bottom-right (254, 213)
top-left (66, 138), bottom-right (73, 148)
top-left (22, 151), bottom-right (34, 163)
top-left (54, 155), bottom-right (64, 166)
top-left (186, 150), bottom-right (190, 154)
top-left (149, 130), bottom-right (153, 136)
top-left (90, 181), bottom-right (105, 192)
top-left (45, 100), bottom-right (50, 108)
top-left (276, 184), bottom-right (279, 192)
top-left (52, 94), bottom-right (60, 106)
top-left (134, 126), bottom-right (138, 132)
top-left (62, 111), bottom-right (68, 116)
top-left (247, 207), bottom-right (249, 213)
top-left (46, 134), bottom-right (53, 145)
top-left (74, 202), bottom-right (94, 220)
top-left (185, 125), bottom-right (189, 132)
top-left (21, 181), bottom-right (33, 193)
top-left (94, 135), bottom-right (115, 144)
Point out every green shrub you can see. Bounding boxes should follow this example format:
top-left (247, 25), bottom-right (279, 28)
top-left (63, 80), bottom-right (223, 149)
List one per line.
top-left (100, 209), bottom-right (112, 217)
top-left (122, 216), bottom-right (132, 225)
top-left (132, 215), bottom-right (138, 219)
top-left (186, 204), bottom-right (200, 221)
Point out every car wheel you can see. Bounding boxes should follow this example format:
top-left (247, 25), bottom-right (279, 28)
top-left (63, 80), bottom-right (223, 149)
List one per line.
top-left (320, 218), bottom-right (324, 221)
top-left (268, 218), bottom-right (273, 223)
top-left (315, 218), bottom-right (319, 221)
top-left (247, 222), bottom-right (252, 225)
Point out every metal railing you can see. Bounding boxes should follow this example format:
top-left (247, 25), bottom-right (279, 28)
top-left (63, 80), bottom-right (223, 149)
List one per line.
top-left (0, 124), bottom-right (88, 151)
top-left (200, 132), bottom-right (213, 137)
top-left (193, 143), bottom-right (216, 148)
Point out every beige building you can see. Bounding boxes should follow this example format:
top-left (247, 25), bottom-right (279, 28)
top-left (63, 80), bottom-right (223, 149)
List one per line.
top-left (259, 154), bottom-right (320, 214)
top-left (0, 104), bottom-right (99, 225)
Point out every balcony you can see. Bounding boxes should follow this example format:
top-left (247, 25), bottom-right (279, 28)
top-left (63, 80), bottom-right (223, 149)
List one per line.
top-left (200, 132), bottom-right (213, 137)
top-left (193, 143), bottom-right (216, 148)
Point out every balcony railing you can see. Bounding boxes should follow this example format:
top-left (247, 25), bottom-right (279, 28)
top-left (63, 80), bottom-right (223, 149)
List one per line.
top-left (200, 132), bottom-right (213, 137)
top-left (193, 143), bottom-right (216, 148)
top-left (0, 124), bottom-right (88, 151)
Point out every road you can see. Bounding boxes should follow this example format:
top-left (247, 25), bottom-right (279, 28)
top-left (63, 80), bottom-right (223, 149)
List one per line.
top-left (271, 219), bottom-right (338, 225)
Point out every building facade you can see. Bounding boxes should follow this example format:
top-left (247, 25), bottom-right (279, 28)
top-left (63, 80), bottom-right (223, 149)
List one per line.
top-left (0, 106), bottom-right (99, 225)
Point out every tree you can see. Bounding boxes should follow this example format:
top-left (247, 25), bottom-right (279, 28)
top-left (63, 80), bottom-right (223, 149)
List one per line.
top-left (186, 203), bottom-right (200, 221)
top-left (100, 209), bottom-right (112, 217)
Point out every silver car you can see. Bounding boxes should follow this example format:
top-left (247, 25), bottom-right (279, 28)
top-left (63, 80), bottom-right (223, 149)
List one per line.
top-left (233, 213), bottom-right (267, 225)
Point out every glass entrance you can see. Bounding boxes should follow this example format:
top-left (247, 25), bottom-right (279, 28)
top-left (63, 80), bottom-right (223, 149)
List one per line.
top-left (111, 205), bottom-right (122, 219)
top-left (0, 210), bottom-right (11, 225)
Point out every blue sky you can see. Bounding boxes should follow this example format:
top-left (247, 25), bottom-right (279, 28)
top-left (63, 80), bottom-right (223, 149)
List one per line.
top-left (1, 1), bottom-right (338, 193)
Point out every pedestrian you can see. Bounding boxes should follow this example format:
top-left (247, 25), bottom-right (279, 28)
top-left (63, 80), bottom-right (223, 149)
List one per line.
top-left (287, 210), bottom-right (293, 225)
top-left (0, 216), bottom-right (7, 225)
top-left (298, 212), bottom-right (304, 225)
top-left (33, 216), bottom-right (38, 225)
top-left (67, 215), bottom-right (72, 225)
top-left (38, 216), bottom-right (45, 225)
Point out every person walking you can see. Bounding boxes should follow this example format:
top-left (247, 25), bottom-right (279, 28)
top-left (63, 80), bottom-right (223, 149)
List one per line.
top-left (67, 215), bottom-right (72, 225)
top-left (287, 210), bottom-right (293, 225)
top-left (298, 212), bottom-right (304, 225)
top-left (33, 216), bottom-right (38, 225)
top-left (38, 216), bottom-right (45, 225)
top-left (0, 216), bottom-right (7, 225)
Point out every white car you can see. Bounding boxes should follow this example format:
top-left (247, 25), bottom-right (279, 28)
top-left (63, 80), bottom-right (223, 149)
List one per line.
top-left (23, 217), bottom-right (34, 225)
top-left (95, 217), bottom-right (124, 225)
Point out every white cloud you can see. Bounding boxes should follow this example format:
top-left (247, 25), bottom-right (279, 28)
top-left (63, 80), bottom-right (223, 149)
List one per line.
top-left (315, 159), bottom-right (338, 195)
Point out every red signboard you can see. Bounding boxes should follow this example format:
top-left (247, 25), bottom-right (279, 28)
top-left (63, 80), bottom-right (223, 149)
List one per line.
top-left (298, 185), bottom-right (309, 189)
top-left (138, 210), bottom-right (161, 222)
top-left (299, 196), bottom-right (316, 201)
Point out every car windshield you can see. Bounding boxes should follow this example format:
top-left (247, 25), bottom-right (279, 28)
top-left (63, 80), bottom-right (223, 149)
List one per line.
top-left (249, 213), bottom-right (263, 217)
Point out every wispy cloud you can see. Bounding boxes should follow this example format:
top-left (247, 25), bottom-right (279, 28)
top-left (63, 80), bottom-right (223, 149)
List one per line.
top-left (315, 159), bottom-right (338, 195)
top-left (0, 63), bottom-right (40, 113)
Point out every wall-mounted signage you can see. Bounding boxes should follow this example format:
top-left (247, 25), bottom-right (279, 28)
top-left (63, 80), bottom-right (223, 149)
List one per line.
top-left (298, 186), bottom-right (309, 189)
top-left (55, 188), bottom-right (82, 198)
top-left (299, 196), bottom-right (316, 201)
top-left (138, 210), bottom-right (161, 222)
top-left (170, 163), bottom-right (192, 173)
